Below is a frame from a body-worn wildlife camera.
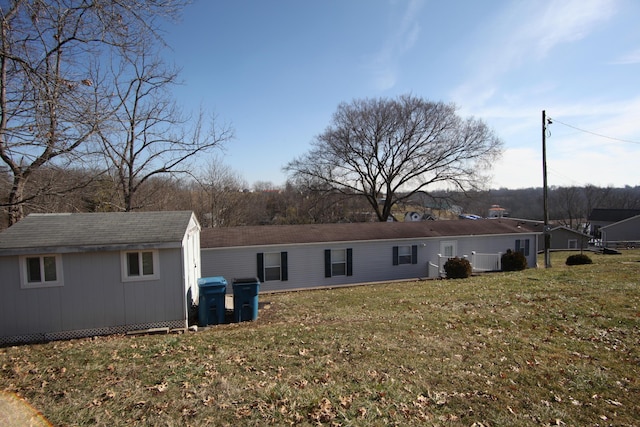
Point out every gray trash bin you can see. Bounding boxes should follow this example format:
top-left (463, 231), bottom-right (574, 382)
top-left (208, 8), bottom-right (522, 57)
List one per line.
top-left (232, 277), bottom-right (260, 322)
top-left (198, 276), bottom-right (227, 326)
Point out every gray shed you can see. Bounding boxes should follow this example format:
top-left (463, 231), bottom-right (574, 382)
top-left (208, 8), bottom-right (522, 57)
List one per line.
top-left (0, 211), bottom-right (201, 344)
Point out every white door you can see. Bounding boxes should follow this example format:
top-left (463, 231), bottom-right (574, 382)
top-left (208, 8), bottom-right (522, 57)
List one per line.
top-left (440, 240), bottom-right (457, 258)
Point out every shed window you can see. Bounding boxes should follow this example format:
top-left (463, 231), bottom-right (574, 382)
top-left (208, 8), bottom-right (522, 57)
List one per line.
top-left (20, 254), bottom-right (63, 288)
top-left (121, 250), bottom-right (159, 282)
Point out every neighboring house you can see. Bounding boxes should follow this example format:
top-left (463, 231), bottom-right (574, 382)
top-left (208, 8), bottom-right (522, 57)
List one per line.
top-left (588, 208), bottom-right (640, 238)
top-left (0, 211), bottom-right (201, 345)
top-left (501, 218), bottom-right (589, 251)
top-left (600, 214), bottom-right (640, 248)
top-left (488, 205), bottom-right (508, 218)
top-left (200, 219), bottom-right (542, 293)
top-left (544, 226), bottom-right (590, 251)
top-left (404, 211), bottom-right (435, 222)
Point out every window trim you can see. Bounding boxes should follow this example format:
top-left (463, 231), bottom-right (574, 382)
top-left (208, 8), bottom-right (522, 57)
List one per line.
top-left (19, 254), bottom-right (64, 288)
top-left (263, 251), bottom-right (282, 281)
top-left (121, 250), bottom-right (160, 282)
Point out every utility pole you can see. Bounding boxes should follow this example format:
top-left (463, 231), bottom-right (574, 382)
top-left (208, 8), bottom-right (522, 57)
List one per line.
top-left (542, 110), bottom-right (551, 268)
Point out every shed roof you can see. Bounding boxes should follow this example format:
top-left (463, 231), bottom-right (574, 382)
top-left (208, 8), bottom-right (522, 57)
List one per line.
top-left (0, 211), bottom-right (196, 255)
top-left (200, 219), bottom-right (543, 249)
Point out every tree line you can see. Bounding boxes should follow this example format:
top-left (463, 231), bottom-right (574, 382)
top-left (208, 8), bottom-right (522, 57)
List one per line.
top-left (2, 161), bottom-right (638, 231)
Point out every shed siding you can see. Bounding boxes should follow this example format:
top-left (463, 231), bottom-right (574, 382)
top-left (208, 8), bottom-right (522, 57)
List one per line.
top-left (0, 248), bottom-right (186, 341)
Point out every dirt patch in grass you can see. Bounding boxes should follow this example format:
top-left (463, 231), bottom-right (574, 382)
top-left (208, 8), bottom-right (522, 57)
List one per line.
top-left (2, 250), bottom-right (639, 426)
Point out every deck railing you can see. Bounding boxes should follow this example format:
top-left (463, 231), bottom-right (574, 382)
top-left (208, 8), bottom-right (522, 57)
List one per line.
top-left (435, 251), bottom-right (502, 277)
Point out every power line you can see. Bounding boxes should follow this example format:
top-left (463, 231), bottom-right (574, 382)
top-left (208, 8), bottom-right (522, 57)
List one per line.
top-left (547, 116), bottom-right (640, 145)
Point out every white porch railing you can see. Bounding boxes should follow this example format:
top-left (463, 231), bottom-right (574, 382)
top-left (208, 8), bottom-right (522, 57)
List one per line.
top-left (469, 251), bottom-right (502, 272)
top-left (434, 251), bottom-right (502, 277)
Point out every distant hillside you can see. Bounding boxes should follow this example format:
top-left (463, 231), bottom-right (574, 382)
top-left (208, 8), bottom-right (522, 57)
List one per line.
top-left (421, 186), bottom-right (640, 227)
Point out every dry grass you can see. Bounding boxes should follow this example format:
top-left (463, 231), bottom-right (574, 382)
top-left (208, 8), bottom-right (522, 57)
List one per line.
top-left (2, 250), bottom-right (639, 426)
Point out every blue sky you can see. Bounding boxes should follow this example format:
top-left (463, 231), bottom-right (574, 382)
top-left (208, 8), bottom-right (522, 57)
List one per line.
top-left (164, 0), bottom-right (640, 189)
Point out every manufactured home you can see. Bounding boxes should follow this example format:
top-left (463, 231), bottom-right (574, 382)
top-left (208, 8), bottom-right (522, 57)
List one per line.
top-left (200, 219), bottom-right (542, 293)
top-left (0, 211), bottom-right (201, 345)
top-left (600, 214), bottom-right (640, 248)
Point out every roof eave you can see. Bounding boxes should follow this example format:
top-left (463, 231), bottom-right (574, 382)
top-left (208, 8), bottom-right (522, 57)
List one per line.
top-left (0, 241), bottom-right (183, 256)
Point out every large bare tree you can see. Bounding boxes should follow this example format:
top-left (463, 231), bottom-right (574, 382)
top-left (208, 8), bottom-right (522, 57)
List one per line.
top-left (285, 95), bottom-right (503, 221)
top-left (0, 0), bottom-right (187, 225)
top-left (97, 48), bottom-right (233, 211)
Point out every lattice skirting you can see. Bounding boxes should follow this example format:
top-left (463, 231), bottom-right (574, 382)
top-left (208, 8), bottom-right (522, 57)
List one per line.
top-left (1, 319), bottom-right (187, 346)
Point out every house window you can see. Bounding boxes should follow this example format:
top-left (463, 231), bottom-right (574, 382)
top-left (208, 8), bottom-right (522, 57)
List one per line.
top-left (121, 250), bottom-right (159, 282)
top-left (515, 239), bottom-right (530, 256)
top-left (257, 252), bottom-right (288, 282)
top-left (568, 239), bottom-right (578, 249)
top-left (264, 252), bottom-right (281, 281)
top-left (20, 254), bottom-right (63, 288)
top-left (324, 248), bottom-right (353, 277)
top-left (393, 245), bottom-right (418, 265)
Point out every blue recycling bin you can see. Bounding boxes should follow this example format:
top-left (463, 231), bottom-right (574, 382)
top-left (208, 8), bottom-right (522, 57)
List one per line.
top-left (232, 277), bottom-right (260, 322)
top-left (198, 276), bottom-right (227, 326)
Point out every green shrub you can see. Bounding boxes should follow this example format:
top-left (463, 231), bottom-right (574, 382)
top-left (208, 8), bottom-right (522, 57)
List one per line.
top-left (566, 253), bottom-right (593, 265)
top-left (501, 249), bottom-right (528, 271)
top-left (444, 257), bottom-right (472, 279)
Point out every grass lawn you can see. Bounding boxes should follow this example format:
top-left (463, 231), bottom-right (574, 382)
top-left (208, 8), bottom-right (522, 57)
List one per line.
top-left (1, 250), bottom-right (639, 426)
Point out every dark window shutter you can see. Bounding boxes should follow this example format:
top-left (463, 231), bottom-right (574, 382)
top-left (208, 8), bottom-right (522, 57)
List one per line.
top-left (525, 239), bottom-right (530, 256)
top-left (281, 251), bottom-right (288, 281)
top-left (346, 248), bottom-right (353, 276)
top-left (324, 249), bottom-right (332, 278)
top-left (515, 240), bottom-right (521, 253)
top-left (412, 245), bottom-right (418, 264)
top-left (257, 253), bottom-right (264, 282)
top-left (392, 246), bottom-right (399, 265)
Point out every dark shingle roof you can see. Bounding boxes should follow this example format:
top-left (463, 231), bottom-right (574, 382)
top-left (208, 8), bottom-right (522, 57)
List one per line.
top-left (588, 209), bottom-right (640, 222)
top-left (0, 211), bottom-right (195, 254)
top-left (200, 219), bottom-right (542, 249)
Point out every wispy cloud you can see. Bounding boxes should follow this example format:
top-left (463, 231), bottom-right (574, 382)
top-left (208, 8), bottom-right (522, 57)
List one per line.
top-left (368, 0), bottom-right (425, 91)
top-left (611, 48), bottom-right (640, 65)
top-left (451, 0), bottom-right (616, 109)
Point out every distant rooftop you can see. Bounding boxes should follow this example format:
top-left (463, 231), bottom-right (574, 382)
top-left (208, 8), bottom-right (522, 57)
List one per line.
top-left (588, 209), bottom-right (640, 222)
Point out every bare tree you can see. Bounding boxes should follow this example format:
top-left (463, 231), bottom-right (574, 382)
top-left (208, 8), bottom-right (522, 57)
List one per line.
top-left (96, 46), bottom-right (233, 211)
top-left (194, 159), bottom-right (248, 227)
top-left (284, 95), bottom-right (503, 221)
top-left (0, 0), bottom-right (188, 225)
top-left (551, 186), bottom-right (584, 229)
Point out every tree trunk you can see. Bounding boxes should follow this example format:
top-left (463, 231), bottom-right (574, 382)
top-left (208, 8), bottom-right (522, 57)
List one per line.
top-left (7, 175), bottom-right (27, 226)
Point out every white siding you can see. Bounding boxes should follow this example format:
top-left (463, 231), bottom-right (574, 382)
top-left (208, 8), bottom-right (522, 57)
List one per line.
top-left (201, 233), bottom-right (539, 293)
